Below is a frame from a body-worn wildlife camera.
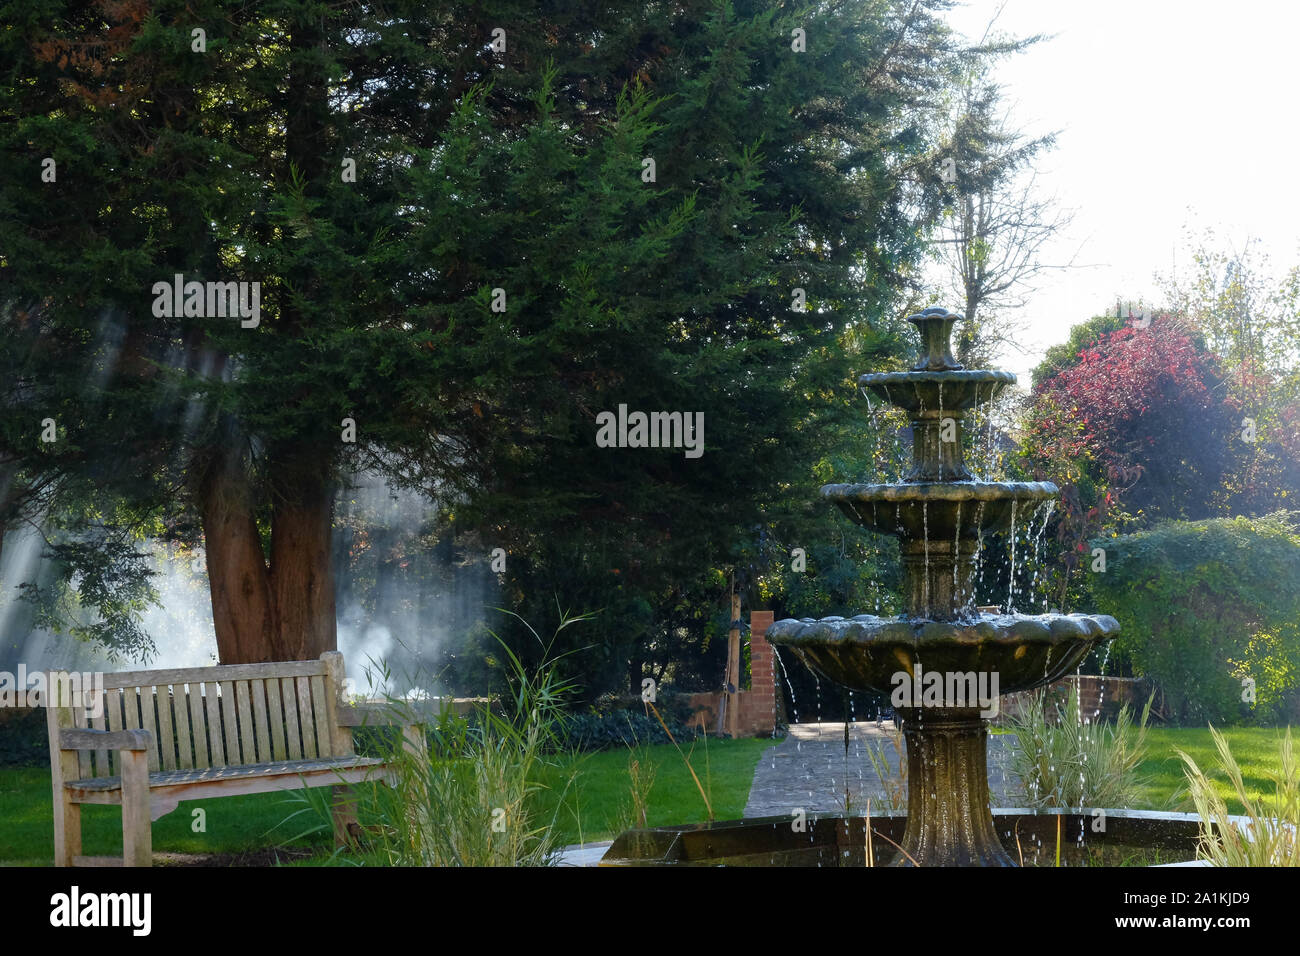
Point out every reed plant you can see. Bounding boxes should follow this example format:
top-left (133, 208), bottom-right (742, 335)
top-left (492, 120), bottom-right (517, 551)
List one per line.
top-left (864, 722), bottom-right (908, 813)
top-left (1008, 682), bottom-right (1151, 810)
top-left (1178, 726), bottom-right (1298, 866)
top-left (280, 612), bottom-right (585, 866)
top-left (621, 745), bottom-right (657, 830)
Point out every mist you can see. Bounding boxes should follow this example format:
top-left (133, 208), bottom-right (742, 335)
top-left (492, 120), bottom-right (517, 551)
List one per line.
top-left (0, 472), bottom-right (496, 697)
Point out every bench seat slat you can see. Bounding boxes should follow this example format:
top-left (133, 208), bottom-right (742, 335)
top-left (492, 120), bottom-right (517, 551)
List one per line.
top-left (66, 756), bottom-right (385, 792)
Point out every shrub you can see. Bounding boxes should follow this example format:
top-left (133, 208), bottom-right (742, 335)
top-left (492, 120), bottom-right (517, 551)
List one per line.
top-left (1087, 513), bottom-right (1300, 725)
top-left (0, 707), bottom-right (48, 767)
top-left (562, 707), bottom-right (699, 752)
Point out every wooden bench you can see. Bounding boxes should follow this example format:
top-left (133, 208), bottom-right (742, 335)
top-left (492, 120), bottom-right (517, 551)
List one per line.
top-left (45, 651), bottom-right (429, 867)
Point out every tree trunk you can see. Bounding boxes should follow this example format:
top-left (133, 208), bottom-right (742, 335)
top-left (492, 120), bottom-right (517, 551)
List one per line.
top-left (200, 450), bottom-right (338, 664)
top-left (200, 448), bottom-right (276, 663)
top-left (269, 467), bottom-right (337, 661)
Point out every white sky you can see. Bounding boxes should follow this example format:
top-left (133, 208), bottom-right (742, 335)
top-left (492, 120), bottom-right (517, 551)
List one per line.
top-left (939, 0), bottom-right (1300, 381)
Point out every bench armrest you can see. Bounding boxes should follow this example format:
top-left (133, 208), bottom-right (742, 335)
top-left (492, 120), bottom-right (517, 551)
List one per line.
top-left (59, 728), bottom-right (153, 752)
top-left (336, 700), bottom-right (444, 728)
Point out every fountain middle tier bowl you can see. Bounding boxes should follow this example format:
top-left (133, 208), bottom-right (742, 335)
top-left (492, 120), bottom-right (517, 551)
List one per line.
top-left (823, 480), bottom-right (1058, 540)
top-left (766, 611), bottom-right (1120, 697)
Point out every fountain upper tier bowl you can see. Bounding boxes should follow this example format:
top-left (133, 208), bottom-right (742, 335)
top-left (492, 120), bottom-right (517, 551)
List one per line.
top-left (859, 369), bottom-right (1015, 412)
top-left (766, 611), bottom-right (1121, 697)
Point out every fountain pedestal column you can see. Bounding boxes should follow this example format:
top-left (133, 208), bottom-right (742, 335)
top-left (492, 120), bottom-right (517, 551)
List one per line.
top-left (892, 708), bottom-right (1015, 867)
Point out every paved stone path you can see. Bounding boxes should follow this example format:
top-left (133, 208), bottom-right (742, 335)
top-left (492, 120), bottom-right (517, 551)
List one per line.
top-left (744, 721), bottom-right (1021, 817)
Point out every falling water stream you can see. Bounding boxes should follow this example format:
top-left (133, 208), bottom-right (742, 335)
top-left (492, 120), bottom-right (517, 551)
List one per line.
top-left (952, 501), bottom-right (963, 608)
top-left (922, 501), bottom-right (930, 614)
top-left (1006, 500), bottom-right (1019, 612)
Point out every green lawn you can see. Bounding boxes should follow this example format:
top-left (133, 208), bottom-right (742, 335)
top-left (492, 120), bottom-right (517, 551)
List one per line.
top-left (1134, 726), bottom-right (1295, 815)
top-left (0, 766), bottom-right (329, 866)
top-left (0, 736), bottom-right (779, 866)
top-left (4, 726), bottom-right (1290, 865)
top-left (535, 736), bottom-right (779, 845)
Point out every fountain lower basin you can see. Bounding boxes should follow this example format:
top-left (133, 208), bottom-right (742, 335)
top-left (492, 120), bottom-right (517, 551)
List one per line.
top-left (600, 809), bottom-right (1212, 867)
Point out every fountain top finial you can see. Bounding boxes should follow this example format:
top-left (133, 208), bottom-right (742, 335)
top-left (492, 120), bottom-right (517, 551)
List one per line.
top-left (908, 307), bottom-right (964, 371)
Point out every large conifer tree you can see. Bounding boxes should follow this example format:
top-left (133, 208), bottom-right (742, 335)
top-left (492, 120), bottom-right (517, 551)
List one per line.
top-left (3, 0), bottom-right (975, 665)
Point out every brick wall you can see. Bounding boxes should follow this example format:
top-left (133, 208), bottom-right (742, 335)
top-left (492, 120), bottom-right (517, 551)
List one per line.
top-left (997, 675), bottom-right (1160, 724)
top-left (684, 611), bottom-right (777, 737)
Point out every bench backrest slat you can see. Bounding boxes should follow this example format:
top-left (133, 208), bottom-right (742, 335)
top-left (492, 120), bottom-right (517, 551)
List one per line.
top-left (121, 686), bottom-right (164, 775)
top-left (123, 689), bottom-right (142, 767)
top-left (71, 702), bottom-right (93, 779)
top-left (203, 681), bottom-right (225, 766)
top-left (155, 688), bottom-right (177, 770)
top-left (137, 688), bottom-right (160, 772)
top-left (188, 682), bottom-right (210, 769)
top-left (234, 682), bottom-right (257, 763)
top-left (104, 687), bottom-right (124, 776)
top-left (310, 676), bottom-right (332, 760)
top-left (295, 677), bottom-right (317, 758)
top-left (218, 680), bottom-right (239, 764)
top-left (266, 678), bottom-right (288, 760)
top-left (172, 685), bottom-right (194, 768)
top-left (250, 679), bottom-right (272, 762)
top-left (89, 700), bottom-right (109, 777)
top-left (282, 677), bottom-right (304, 759)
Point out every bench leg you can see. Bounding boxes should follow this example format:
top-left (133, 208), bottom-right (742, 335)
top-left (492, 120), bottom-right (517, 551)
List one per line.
top-left (120, 749), bottom-right (152, 867)
top-left (53, 795), bottom-right (82, 867)
top-left (331, 785), bottom-right (361, 848)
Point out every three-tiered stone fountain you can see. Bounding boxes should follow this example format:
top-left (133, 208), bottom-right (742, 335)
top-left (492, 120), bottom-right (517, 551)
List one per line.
top-left (766, 308), bottom-right (1120, 866)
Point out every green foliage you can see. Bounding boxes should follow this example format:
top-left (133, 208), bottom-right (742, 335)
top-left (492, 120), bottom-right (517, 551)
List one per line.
top-left (1008, 681), bottom-right (1153, 809)
top-left (1179, 726), bottom-right (1299, 866)
top-left (1087, 513), bottom-right (1300, 725)
top-left (18, 525), bottom-right (159, 661)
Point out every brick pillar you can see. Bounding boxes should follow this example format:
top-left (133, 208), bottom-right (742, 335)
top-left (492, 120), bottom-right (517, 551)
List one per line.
top-left (746, 611), bottom-right (776, 734)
